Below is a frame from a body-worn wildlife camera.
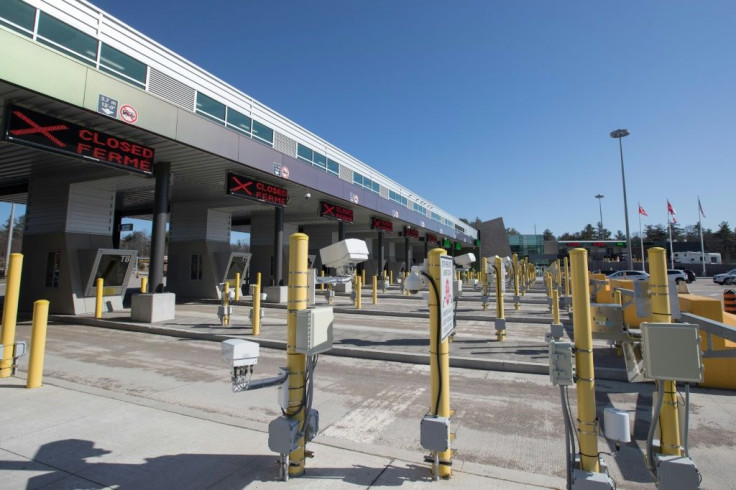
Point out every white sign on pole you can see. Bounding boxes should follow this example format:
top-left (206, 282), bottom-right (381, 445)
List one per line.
top-left (439, 255), bottom-right (455, 341)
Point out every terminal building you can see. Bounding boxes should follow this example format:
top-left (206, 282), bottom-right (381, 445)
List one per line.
top-left (0, 0), bottom-right (479, 315)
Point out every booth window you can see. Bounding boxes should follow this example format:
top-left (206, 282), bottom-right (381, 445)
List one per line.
top-left (191, 254), bottom-right (203, 280)
top-left (37, 12), bottom-right (98, 66)
top-left (45, 251), bottom-right (61, 288)
top-left (0, 0), bottom-right (36, 37)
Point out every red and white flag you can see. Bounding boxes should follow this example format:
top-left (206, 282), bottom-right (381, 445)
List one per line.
top-left (638, 203), bottom-right (648, 217)
top-left (667, 200), bottom-right (677, 216)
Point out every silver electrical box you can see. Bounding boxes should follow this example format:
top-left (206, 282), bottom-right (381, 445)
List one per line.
top-left (420, 415), bottom-right (450, 452)
top-left (590, 304), bottom-right (626, 340)
top-left (268, 417), bottom-right (299, 454)
top-left (656, 454), bottom-right (700, 489)
top-left (549, 340), bottom-right (574, 386)
top-left (295, 307), bottom-right (334, 355)
top-left (641, 323), bottom-right (703, 383)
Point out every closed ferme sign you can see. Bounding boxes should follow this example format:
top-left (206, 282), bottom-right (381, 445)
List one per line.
top-left (320, 201), bottom-right (354, 223)
top-left (3, 106), bottom-right (154, 175)
top-left (227, 172), bottom-right (287, 207)
top-left (371, 217), bottom-right (393, 232)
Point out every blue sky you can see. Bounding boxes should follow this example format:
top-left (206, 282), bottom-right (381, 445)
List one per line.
top-left (4, 0), bottom-right (734, 238)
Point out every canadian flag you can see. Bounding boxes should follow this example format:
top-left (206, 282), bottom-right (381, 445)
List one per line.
top-left (667, 200), bottom-right (677, 216)
top-left (638, 203), bottom-right (648, 217)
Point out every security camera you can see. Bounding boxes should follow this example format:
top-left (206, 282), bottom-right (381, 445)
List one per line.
top-left (305, 192), bottom-right (311, 199)
top-left (453, 253), bottom-right (476, 268)
top-left (404, 265), bottom-right (427, 294)
top-left (319, 239), bottom-right (369, 271)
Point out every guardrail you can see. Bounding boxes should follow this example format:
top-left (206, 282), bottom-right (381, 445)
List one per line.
top-left (680, 312), bottom-right (736, 359)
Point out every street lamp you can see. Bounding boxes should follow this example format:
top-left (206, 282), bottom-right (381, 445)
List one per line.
top-left (610, 129), bottom-right (632, 269)
top-left (594, 194), bottom-right (604, 239)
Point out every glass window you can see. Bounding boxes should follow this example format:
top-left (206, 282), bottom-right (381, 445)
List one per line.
top-left (99, 43), bottom-right (146, 88)
top-left (297, 143), bottom-right (313, 162)
top-left (431, 212), bottom-right (441, 222)
top-left (226, 108), bottom-right (252, 135)
top-left (363, 177), bottom-right (373, 189)
top-left (0, 0), bottom-right (36, 37)
top-left (37, 12), bottom-right (97, 65)
top-left (313, 151), bottom-right (326, 169)
top-left (252, 120), bottom-right (273, 146)
top-left (327, 159), bottom-right (339, 175)
top-left (353, 173), bottom-right (363, 186)
top-left (196, 92), bottom-right (225, 123)
top-left (372, 181), bottom-right (380, 193)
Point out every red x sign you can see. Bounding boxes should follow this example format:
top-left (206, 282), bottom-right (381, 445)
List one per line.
top-left (9, 110), bottom-right (68, 148)
top-left (229, 176), bottom-right (253, 195)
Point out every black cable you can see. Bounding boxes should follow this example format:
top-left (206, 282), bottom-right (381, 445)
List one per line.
top-left (421, 270), bottom-right (443, 416)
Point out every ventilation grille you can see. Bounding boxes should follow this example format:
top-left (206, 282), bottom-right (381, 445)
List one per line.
top-left (339, 165), bottom-right (352, 183)
top-left (379, 186), bottom-right (389, 199)
top-left (148, 68), bottom-right (196, 110)
top-left (274, 131), bottom-right (296, 158)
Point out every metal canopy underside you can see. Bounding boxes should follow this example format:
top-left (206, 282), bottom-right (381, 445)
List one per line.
top-left (0, 82), bottom-right (415, 233)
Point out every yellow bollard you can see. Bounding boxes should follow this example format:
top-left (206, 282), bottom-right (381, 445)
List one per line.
top-left (252, 282), bottom-right (261, 336)
top-left (361, 269), bottom-right (366, 287)
top-left (95, 277), bottom-right (104, 319)
top-left (223, 282), bottom-right (230, 326)
top-left (564, 257), bottom-right (570, 311)
top-left (286, 233), bottom-right (309, 477)
top-left (552, 289), bottom-right (560, 325)
top-left (1, 253), bottom-right (23, 378)
top-left (320, 270), bottom-right (325, 290)
top-left (481, 257), bottom-right (488, 310)
top-left (257, 271), bottom-right (262, 291)
top-left (389, 270), bottom-right (393, 285)
top-left (356, 274), bottom-right (362, 309)
top-left (648, 247), bottom-right (682, 457)
top-left (372, 275), bottom-right (378, 304)
top-left (570, 248), bottom-right (600, 473)
top-left (26, 300), bottom-right (50, 389)
top-left (513, 254), bottom-right (520, 310)
top-left (428, 247), bottom-right (452, 478)
top-left (140, 276), bottom-right (148, 294)
top-left (495, 256), bottom-right (505, 341)
top-left (235, 272), bottom-right (241, 301)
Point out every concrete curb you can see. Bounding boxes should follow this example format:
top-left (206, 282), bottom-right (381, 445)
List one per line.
top-left (51, 315), bottom-right (626, 381)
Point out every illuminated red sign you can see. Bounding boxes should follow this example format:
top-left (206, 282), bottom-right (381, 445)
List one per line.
top-left (371, 217), bottom-right (393, 232)
top-left (404, 227), bottom-right (419, 239)
top-left (567, 242), bottom-right (581, 247)
top-left (592, 242), bottom-right (605, 247)
top-left (320, 201), bottom-right (353, 223)
top-left (4, 106), bottom-right (154, 175)
top-left (228, 173), bottom-right (287, 207)
top-left (426, 233), bottom-right (438, 244)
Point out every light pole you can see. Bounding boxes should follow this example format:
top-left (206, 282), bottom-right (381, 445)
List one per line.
top-left (610, 129), bottom-right (632, 269)
top-left (594, 194), bottom-right (604, 239)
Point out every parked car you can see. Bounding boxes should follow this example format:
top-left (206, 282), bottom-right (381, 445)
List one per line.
top-left (667, 269), bottom-right (688, 284)
top-left (680, 269), bottom-right (697, 283)
top-left (606, 270), bottom-right (650, 281)
top-left (714, 269), bottom-right (736, 285)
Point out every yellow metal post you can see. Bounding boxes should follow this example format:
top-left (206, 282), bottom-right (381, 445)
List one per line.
top-left (0, 253), bottom-right (23, 378)
top-left (361, 269), bottom-right (366, 287)
top-left (26, 300), bottom-right (50, 389)
top-left (495, 256), bottom-right (505, 341)
top-left (428, 247), bottom-right (452, 478)
top-left (235, 272), bottom-right (241, 301)
top-left (140, 276), bottom-right (148, 294)
top-left (356, 274), bottom-right (362, 309)
top-left (564, 257), bottom-right (570, 311)
top-left (513, 254), bottom-right (520, 310)
top-left (95, 277), bottom-right (104, 319)
top-left (372, 275), bottom-right (378, 304)
top-left (287, 233), bottom-right (309, 477)
top-left (223, 282), bottom-right (230, 326)
top-left (649, 247), bottom-right (682, 457)
top-left (389, 269), bottom-right (393, 284)
top-left (552, 289), bottom-right (560, 325)
top-left (320, 270), bottom-right (325, 290)
top-left (252, 282), bottom-right (261, 336)
top-left (570, 248), bottom-right (600, 472)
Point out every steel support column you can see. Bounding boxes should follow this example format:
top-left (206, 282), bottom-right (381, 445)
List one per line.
top-left (149, 161), bottom-right (170, 293)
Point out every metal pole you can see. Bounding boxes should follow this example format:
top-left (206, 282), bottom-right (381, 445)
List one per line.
top-left (26, 299), bottom-right (49, 389)
top-left (0, 253), bottom-right (22, 378)
top-left (513, 253), bottom-right (520, 310)
top-left (273, 207), bottom-right (284, 286)
top-left (4, 203), bottom-right (15, 277)
top-left (698, 217), bottom-right (706, 277)
top-left (338, 221), bottom-right (345, 241)
top-left (618, 137), bottom-right (633, 269)
top-left (377, 230), bottom-right (384, 281)
top-left (570, 248), bottom-right (601, 472)
top-left (428, 247), bottom-right (451, 478)
top-left (595, 194), bottom-right (604, 239)
top-left (149, 161), bottom-right (170, 293)
top-left (648, 247), bottom-right (682, 457)
top-left (95, 278), bottom-right (104, 319)
top-left (286, 233), bottom-right (308, 477)
top-left (639, 210), bottom-right (646, 272)
top-left (494, 256), bottom-right (505, 341)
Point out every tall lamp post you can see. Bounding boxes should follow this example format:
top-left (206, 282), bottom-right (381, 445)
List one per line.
top-left (610, 129), bottom-right (633, 269)
top-left (594, 194), bottom-right (604, 239)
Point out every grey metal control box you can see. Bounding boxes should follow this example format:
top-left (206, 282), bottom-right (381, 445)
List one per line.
top-left (420, 415), bottom-right (450, 452)
top-left (656, 454), bottom-right (700, 489)
top-left (549, 340), bottom-right (574, 386)
top-left (590, 304), bottom-right (626, 341)
top-left (572, 469), bottom-right (615, 489)
top-left (295, 307), bottom-right (334, 355)
top-left (305, 409), bottom-right (319, 442)
top-left (641, 323), bottom-right (703, 383)
top-left (268, 417), bottom-right (299, 454)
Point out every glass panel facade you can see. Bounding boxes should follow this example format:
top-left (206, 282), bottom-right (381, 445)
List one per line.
top-left (99, 43), bottom-right (146, 88)
top-left (431, 212), bottom-right (441, 222)
top-left (327, 159), bottom-right (339, 175)
top-left (413, 203), bottom-right (427, 216)
top-left (226, 108), bottom-right (252, 134)
top-left (252, 120), bottom-right (274, 145)
top-left (0, 0), bottom-right (35, 36)
top-left (297, 143), bottom-right (312, 162)
top-left (196, 92), bottom-right (226, 123)
top-left (313, 151), bottom-right (326, 169)
top-left (37, 12), bottom-right (97, 65)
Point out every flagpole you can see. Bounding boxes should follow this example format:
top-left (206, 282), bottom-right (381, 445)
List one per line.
top-left (667, 209), bottom-right (674, 269)
top-left (699, 197), bottom-right (706, 277)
